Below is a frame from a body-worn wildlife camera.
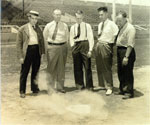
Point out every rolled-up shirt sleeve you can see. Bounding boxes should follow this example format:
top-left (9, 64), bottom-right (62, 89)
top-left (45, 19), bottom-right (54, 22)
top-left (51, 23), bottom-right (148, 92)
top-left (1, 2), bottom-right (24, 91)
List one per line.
top-left (127, 27), bottom-right (136, 47)
top-left (69, 26), bottom-right (75, 47)
top-left (43, 24), bottom-right (49, 53)
top-left (98, 23), bottom-right (102, 35)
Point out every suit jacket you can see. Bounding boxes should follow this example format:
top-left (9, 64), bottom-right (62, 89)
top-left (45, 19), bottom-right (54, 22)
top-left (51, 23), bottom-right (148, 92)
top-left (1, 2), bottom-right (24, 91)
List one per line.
top-left (16, 23), bottom-right (45, 60)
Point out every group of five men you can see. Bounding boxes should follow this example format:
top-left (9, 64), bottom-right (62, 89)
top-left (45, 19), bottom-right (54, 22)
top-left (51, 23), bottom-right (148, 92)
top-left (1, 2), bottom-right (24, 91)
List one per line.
top-left (16, 6), bottom-right (136, 100)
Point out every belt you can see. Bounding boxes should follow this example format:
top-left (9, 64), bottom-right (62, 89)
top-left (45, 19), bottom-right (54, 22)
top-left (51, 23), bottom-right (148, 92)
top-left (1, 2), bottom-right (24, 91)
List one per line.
top-left (117, 46), bottom-right (127, 49)
top-left (48, 42), bottom-right (66, 45)
top-left (99, 42), bottom-right (114, 45)
top-left (75, 40), bottom-right (88, 44)
top-left (28, 44), bottom-right (38, 47)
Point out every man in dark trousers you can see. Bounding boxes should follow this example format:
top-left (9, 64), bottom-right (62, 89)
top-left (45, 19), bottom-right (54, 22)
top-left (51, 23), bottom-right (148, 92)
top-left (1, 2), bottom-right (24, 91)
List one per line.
top-left (115, 11), bottom-right (136, 99)
top-left (16, 10), bottom-right (45, 98)
top-left (70, 10), bottom-right (94, 90)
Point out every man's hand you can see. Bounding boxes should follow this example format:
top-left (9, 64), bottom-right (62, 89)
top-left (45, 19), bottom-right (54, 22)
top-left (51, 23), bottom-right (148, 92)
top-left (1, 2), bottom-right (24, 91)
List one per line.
top-left (19, 58), bottom-right (24, 64)
top-left (87, 51), bottom-right (92, 58)
top-left (71, 43), bottom-right (75, 48)
top-left (41, 54), bottom-right (45, 62)
top-left (122, 57), bottom-right (128, 66)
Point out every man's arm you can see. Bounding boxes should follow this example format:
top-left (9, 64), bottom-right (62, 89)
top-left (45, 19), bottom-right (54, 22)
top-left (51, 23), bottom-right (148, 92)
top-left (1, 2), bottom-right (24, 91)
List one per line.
top-left (65, 23), bottom-right (69, 44)
top-left (69, 26), bottom-right (75, 48)
top-left (112, 22), bottom-right (119, 44)
top-left (122, 27), bottom-right (136, 66)
top-left (87, 24), bottom-right (94, 58)
top-left (43, 24), bottom-right (49, 54)
top-left (16, 27), bottom-right (24, 64)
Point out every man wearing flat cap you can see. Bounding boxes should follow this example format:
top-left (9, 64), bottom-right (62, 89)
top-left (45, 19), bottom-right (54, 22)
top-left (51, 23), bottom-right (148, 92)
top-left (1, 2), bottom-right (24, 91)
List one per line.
top-left (16, 10), bottom-right (45, 98)
top-left (43, 9), bottom-right (69, 94)
top-left (70, 10), bottom-right (94, 90)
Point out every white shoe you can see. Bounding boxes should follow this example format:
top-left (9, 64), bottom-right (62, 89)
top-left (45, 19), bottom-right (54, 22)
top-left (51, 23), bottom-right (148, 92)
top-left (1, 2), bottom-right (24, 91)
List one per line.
top-left (93, 86), bottom-right (106, 91)
top-left (106, 89), bottom-right (113, 96)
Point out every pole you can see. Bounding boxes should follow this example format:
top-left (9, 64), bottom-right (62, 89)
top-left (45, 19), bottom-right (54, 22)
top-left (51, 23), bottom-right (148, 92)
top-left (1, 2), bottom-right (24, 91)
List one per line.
top-left (129, 0), bottom-right (132, 23)
top-left (112, 0), bottom-right (116, 22)
top-left (23, 0), bottom-right (24, 18)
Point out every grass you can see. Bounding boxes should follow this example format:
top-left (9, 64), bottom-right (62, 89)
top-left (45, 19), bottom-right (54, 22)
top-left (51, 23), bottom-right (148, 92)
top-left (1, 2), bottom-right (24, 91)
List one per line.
top-left (1, 36), bottom-right (150, 76)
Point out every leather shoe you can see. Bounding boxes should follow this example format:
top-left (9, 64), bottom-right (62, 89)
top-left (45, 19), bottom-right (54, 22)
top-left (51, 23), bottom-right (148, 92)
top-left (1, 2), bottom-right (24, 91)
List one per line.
top-left (76, 86), bottom-right (85, 90)
top-left (93, 86), bottom-right (106, 91)
top-left (87, 87), bottom-right (94, 91)
top-left (57, 89), bottom-right (66, 93)
top-left (114, 91), bottom-right (124, 95)
top-left (20, 93), bottom-right (25, 98)
top-left (122, 94), bottom-right (134, 100)
top-left (32, 89), bottom-right (40, 94)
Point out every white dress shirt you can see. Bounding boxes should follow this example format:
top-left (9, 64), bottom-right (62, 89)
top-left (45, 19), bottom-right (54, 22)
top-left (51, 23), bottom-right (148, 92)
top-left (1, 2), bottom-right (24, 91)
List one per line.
top-left (70, 22), bottom-right (94, 51)
top-left (28, 23), bottom-right (38, 45)
top-left (43, 21), bottom-right (69, 43)
top-left (98, 19), bottom-right (118, 43)
top-left (116, 22), bottom-right (136, 48)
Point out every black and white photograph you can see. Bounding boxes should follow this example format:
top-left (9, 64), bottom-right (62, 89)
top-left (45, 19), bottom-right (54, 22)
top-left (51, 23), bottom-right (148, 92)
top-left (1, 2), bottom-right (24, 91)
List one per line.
top-left (1, 0), bottom-right (150, 124)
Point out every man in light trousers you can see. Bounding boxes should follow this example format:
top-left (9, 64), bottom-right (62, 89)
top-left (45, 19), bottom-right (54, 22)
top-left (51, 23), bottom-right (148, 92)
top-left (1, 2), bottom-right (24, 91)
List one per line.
top-left (43, 9), bottom-right (69, 94)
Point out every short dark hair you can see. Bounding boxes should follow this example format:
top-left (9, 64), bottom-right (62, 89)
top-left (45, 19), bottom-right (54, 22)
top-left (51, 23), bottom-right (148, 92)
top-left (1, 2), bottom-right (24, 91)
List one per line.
top-left (75, 10), bottom-right (83, 16)
top-left (76, 10), bottom-right (83, 15)
top-left (97, 7), bottom-right (108, 12)
top-left (117, 10), bottom-right (127, 18)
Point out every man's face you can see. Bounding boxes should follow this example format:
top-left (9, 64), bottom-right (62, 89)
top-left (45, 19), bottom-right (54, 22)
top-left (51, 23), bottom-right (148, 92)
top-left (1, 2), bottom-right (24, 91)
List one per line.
top-left (98, 10), bottom-right (108, 22)
top-left (76, 14), bottom-right (83, 24)
top-left (116, 15), bottom-right (126, 28)
top-left (53, 10), bottom-right (62, 22)
top-left (29, 15), bottom-right (38, 26)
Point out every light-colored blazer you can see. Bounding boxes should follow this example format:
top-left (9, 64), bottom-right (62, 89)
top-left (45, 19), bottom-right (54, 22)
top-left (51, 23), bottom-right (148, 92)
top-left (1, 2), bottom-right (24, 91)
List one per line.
top-left (16, 23), bottom-right (45, 60)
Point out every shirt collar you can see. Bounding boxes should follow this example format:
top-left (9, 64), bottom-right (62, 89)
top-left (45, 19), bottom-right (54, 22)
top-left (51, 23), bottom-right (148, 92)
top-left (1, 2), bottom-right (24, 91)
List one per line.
top-left (118, 22), bottom-right (128, 36)
top-left (76, 21), bottom-right (84, 26)
top-left (53, 20), bottom-right (60, 24)
top-left (104, 19), bottom-right (109, 24)
top-left (100, 18), bottom-right (109, 24)
top-left (28, 23), bottom-right (37, 29)
top-left (28, 23), bottom-right (32, 27)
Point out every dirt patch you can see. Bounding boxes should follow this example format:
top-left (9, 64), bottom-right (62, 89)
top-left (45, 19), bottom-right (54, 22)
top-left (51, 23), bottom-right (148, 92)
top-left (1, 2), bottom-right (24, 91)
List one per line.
top-left (1, 66), bottom-right (150, 125)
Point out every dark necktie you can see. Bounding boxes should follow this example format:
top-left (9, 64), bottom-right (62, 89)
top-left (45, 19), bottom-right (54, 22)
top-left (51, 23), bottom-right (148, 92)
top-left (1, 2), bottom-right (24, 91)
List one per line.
top-left (74, 24), bottom-right (81, 39)
top-left (32, 25), bottom-right (36, 30)
top-left (114, 25), bottom-right (124, 43)
top-left (32, 25), bottom-right (38, 35)
top-left (98, 21), bottom-right (104, 37)
top-left (77, 24), bottom-right (81, 38)
top-left (52, 22), bottom-right (58, 41)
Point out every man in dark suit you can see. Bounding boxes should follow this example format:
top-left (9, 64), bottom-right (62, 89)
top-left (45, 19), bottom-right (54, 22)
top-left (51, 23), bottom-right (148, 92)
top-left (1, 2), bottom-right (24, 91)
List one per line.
top-left (16, 10), bottom-right (45, 98)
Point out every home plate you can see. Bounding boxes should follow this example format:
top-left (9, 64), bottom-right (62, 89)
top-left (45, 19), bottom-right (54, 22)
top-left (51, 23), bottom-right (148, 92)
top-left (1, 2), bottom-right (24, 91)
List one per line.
top-left (66, 104), bottom-right (91, 115)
